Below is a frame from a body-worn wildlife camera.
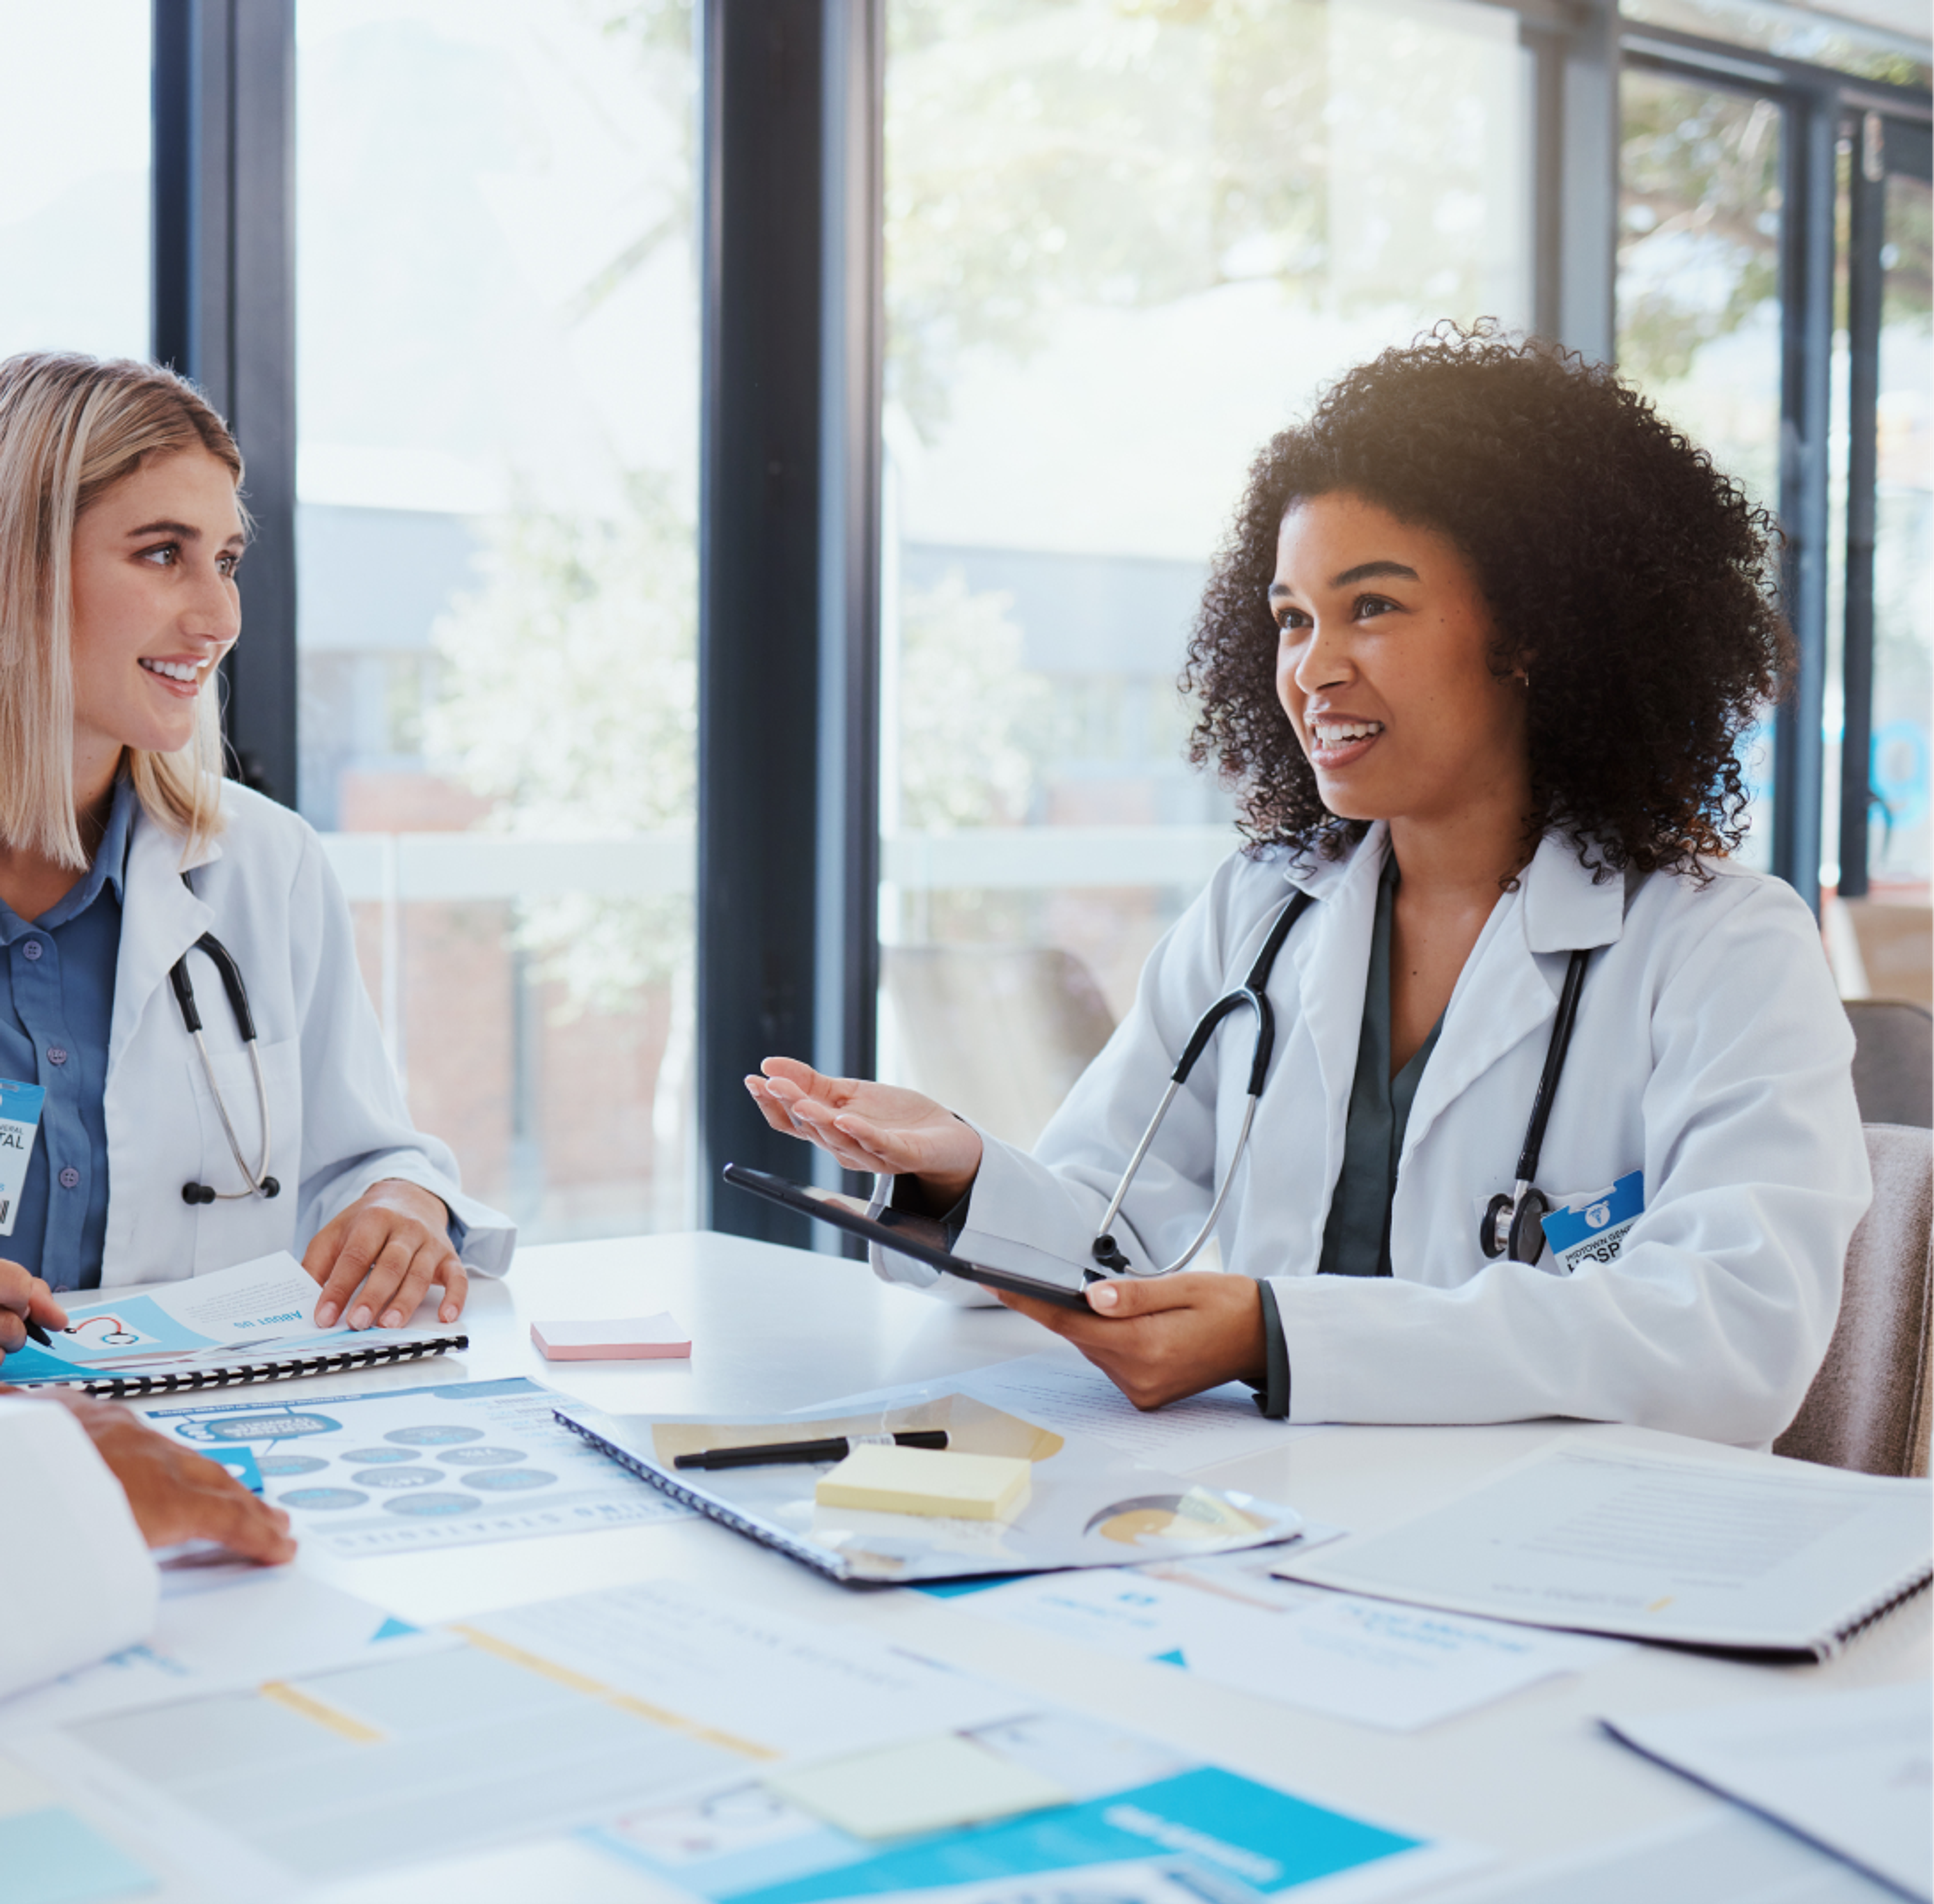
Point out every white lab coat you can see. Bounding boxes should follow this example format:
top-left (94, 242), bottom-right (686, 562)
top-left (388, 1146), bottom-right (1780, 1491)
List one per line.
top-left (877, 825), bottom-right (1871, 1447)
top-left (0, 1398), bottom-right (156, 1699)
top-left (97, 780), bottom-right (513, 1286)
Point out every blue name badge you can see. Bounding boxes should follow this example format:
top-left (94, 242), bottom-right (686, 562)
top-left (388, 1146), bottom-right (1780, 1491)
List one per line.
top-left (1542, 1170), bottom-right (1644, 1273)
top-left (0, 1078), bottom-right (46, 1240)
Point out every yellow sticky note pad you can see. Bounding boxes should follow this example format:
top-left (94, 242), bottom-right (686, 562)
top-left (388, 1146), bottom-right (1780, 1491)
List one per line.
top-left (814, 1444), bottom-right (1032, 1522)
top-left (767, 1733), bottom-right (1069, 1840)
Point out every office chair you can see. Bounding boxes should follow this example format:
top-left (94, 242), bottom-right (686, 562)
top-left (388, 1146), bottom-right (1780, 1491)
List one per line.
top-left (1845, 999), bottom-right (1933, 1129)
top-left (1775, 1123), bottom-right (1932, 1479)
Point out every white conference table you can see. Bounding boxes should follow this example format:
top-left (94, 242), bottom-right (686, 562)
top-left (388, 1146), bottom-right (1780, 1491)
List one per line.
top-left (227, 1229), bottom-right (1928, 1903)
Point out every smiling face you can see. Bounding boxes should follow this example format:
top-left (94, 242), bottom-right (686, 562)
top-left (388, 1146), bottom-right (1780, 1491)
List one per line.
top-left (1270, 492), bottom-right (1530, 831)
top-left (68, 448), bottom-right (244, 790)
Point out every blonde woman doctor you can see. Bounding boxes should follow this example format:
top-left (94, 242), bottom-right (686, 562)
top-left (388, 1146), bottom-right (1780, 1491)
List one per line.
top-left (0, 352), bottom-right (510, 1370)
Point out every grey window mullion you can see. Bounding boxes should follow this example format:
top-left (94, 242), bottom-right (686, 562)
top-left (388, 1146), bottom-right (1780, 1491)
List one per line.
top-left (696, 0), bottom-right (883, 1245)
top-left (151, 0), bottom-right (297, 809)
top-left (1838, 113), bottom-right (1887, 899)
top-left (1770, 88), bottom-right (1836, 914)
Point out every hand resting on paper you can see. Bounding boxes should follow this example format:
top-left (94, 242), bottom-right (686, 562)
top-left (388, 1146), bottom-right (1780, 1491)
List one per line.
top-left (305, 1178), bottom-right (467, 1332)
top-left (994, 1273), bottom-right (1269, 1412)
top-left (0, 1259), bottom-right (67, 1365)
top-left (745, 1058), bottom-right (984, 1212)
top-left (30, 1391), bottom-right (296, 1563)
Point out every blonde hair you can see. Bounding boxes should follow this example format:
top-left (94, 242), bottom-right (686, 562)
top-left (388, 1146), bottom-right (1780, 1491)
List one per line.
top-left (0, 352), bottom-right (244, 869)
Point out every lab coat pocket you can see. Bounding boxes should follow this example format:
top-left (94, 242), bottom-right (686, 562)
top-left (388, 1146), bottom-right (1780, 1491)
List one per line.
top-left (187, 1036), bottom-right (303, 1272)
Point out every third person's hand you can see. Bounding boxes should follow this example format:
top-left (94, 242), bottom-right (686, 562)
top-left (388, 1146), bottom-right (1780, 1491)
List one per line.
top-left (0, 1260), bottom-right (67, 1366)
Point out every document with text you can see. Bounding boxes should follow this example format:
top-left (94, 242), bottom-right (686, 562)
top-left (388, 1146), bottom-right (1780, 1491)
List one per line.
top-left (1271, 1443), bottom-right (1931, 1658)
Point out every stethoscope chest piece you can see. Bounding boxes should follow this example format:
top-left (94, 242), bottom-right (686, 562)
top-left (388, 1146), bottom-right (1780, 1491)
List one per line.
top-left (1480, 1185), bottom-right (1549, 1264)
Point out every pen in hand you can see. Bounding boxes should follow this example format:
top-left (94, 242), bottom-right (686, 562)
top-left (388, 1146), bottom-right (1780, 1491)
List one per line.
top-left (23, 1318), bottom-right (51, 1347)
top-left (674, 1429), bottom-right (949, 1471)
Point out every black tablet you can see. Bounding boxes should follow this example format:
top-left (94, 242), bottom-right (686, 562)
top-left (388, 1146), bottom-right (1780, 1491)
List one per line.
top-left (721, 1163), bottom-right (1095, 1312)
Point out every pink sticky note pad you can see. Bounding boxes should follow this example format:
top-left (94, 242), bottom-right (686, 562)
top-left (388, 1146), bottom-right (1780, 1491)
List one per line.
top-left (530, 1314), bottom-right (690, 1361)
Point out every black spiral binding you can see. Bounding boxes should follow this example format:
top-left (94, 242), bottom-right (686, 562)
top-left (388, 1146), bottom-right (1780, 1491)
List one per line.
top-left (59, 1334), bottom-right (470, 1400)
top-left (554, 1410), bottom-right (850, 1583)
top-left (1828, 1566), bottom-right (1932, 1657)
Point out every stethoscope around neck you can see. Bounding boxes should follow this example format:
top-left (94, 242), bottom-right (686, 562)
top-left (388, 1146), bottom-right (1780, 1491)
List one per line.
top-left (169, 929), bottom-right (280, 1205)
top-left (1088, 889), bottom-right (1593, 1276)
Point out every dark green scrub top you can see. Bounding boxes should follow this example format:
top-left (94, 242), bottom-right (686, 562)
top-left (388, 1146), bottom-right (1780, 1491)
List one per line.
top-left (1316, 850), bottom-right (1444, 1279)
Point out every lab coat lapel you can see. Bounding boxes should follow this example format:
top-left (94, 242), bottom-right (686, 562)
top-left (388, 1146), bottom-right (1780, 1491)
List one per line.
top-left (108, 808), bottom-right (222, 1077)
top-left (1400, 835), bottom-right (1626, 1165)
top-left (1284, 827), bottom-right (1385, 1203)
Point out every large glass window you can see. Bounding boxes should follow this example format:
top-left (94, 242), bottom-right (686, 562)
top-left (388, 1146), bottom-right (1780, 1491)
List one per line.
top-left (297, 1), bottom-right (699, 1241)
top-left (1617, 67), bottom-right (1783, 868)
top-left (879, 0), bottom-right (1533, 1147)
top-left (1869, 161), bottom-right (1932, 893)
top-left (0, 0), bottom-right (150, 362)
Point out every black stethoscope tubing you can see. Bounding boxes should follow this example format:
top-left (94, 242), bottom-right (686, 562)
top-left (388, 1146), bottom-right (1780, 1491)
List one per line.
top-left (169, 931), bottom-right (280, 1204)
top-left (1090, 889), bottom-right (1592, 1276)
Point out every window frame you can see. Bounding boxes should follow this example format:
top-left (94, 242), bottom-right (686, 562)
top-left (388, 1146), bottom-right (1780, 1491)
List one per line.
top-left (149, 0), bottom-right (1925, 1249)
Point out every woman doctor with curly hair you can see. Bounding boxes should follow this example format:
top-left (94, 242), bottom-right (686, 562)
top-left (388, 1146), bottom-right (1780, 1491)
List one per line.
top-left (750, 327), bottom-right (1870, 1449)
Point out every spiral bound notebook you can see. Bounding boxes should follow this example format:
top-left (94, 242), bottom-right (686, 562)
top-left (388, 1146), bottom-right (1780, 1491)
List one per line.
top-left (554, 1391), bottom-right (1303, 1585)
top-left (1270, 1441), bottom-right (1932, 1662)
top-left (3, 1251), bottom-right (468, 1399)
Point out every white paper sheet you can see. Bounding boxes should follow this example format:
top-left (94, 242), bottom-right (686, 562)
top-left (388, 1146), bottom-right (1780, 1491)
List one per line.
top-left (139, 1377), bottom-right (689, 1557)
top-left (1605, 1683), bottom-right (1932, 1901)
top-left (947, 1559), bottom-right (1615, 1731)
top-left (460, 1579), bottom-right (1027, 1759)
top-left (0, 1559), bottom-right (450, 1737)
top-left (1273, 1444), bottom-right (1933, 1656)
top-left (1421, 1809), bottom-right (1902, 1904)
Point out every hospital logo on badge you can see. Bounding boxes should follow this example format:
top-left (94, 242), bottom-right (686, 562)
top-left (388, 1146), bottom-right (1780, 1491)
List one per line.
top-left (1541, 1171), bottom-right (1644, 1275)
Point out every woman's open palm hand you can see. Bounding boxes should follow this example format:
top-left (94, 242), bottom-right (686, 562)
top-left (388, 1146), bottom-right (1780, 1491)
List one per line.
top-left (745, 1058), bottom-right (982, 1205)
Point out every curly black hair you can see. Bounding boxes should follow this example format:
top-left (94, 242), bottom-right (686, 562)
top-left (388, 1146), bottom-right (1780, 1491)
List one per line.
top-left (1184, 323), bottom-right (1792, 879)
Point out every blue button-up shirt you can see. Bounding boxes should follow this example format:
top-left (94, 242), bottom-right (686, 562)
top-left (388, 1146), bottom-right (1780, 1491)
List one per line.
top-left (0, 775), bottom-right (137, 1291)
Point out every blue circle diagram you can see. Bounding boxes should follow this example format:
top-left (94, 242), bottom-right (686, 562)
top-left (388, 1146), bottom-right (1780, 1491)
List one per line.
top-left (352, 1466), bottom-right (445, 1489)
top-left (342, 1447), bottom-right (418, 1464)
top-left (384, 1424), bottom-right (484, 1447)
top-left (436, 1446), bottom-right (526, 1466)
top-left (461, 1468), bottom-right (558, 1492)
top-left (179, 1413), bottom-right (341, 1444)
top-left (257, 1455), bottom-right (328, 1478)
top-left (381, 1492), bottom-right (482, 1517)
top-left (279, 1487), bottom-right (367, 1511)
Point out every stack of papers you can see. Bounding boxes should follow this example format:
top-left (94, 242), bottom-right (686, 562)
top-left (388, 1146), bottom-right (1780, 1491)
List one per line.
top-left (15, 1579), bottom-right (1481, 1901)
